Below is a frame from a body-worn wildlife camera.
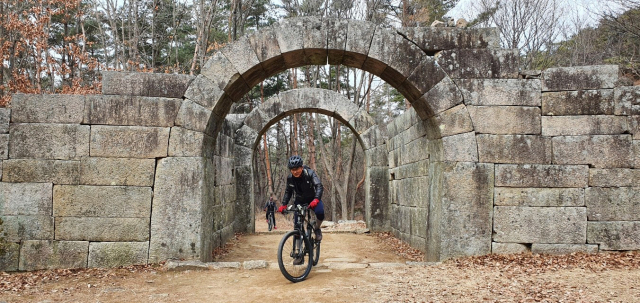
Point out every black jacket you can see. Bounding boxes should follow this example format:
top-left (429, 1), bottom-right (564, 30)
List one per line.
top-left (281, 166), bottom-right (323, 206)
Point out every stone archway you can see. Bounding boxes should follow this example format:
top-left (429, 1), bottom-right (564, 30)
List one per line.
top-left (232, 88), bottom-right (388, 232)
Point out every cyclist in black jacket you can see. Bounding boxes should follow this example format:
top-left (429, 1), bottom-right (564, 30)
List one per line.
top-left (277, 155), bottom-right (325, 241)
top-left (264, 196), bottom-right (277, 229)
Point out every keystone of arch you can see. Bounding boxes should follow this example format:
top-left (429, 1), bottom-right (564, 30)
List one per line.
top-left (184, 17), bottom-right (460, 139)
top-left (236, 88), bottom-right (383, 152)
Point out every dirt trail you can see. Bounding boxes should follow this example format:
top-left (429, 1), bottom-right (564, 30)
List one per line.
top-left (2, 218), bottom-right (640, 302)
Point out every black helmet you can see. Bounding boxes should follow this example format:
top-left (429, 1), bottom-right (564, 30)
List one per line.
top-left (288, 155), bottom-right (303, 169)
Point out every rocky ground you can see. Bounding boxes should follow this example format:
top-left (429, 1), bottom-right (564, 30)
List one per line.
top-left (1, 217), bottom-right (639, 302)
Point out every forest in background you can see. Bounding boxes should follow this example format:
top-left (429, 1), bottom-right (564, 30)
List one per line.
top-left (1, 0), bottom-right (638, 221)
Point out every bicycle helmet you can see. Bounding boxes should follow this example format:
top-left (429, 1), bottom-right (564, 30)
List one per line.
top-left (287, 155), bottom-right (303, 169)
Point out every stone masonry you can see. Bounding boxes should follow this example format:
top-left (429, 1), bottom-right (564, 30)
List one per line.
top-left (1, 17), bottom-right (639, 271)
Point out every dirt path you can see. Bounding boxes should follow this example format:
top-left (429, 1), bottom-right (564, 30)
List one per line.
top-left (2, 223), bottom-right (640, 302)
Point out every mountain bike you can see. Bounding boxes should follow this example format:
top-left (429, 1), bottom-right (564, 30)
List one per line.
top-left (267, 211), bottom-right (275, 231)
top-left (277, 203), bottom-right (321, 282)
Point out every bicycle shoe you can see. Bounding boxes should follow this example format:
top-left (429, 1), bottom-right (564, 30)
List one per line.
top-left (314, 228), bottom-right (323, 241)
top-left (293, 257), bottom-right (304, 265)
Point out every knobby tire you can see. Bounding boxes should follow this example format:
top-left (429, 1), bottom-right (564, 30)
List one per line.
top-left (277, 230), bottom-right (312, 282)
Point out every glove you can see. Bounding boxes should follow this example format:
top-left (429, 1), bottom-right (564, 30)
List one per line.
top-left (309, 199), bottom-right (319, 209)
top-left (278, 205), bottom-right (287, 213)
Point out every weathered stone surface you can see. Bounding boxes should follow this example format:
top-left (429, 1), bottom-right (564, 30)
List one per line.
top-left (301, 17), bottom-right (328, 65)
top-left (11, 94), bottom-right (84, 123)
top-left (90, 125), bottom-right (169, 158)
top-left (396, 177), bottom-right (429, 208)
top-left (2, 159), bottom-right (79, 184)
top-left (344, 20), bottom-right (376, 68)
top-left (491, 242), bottom-right (529, 254)
top-left (273, 18), bottom-right (305, 67)
top-left (200, 51), bottom-right (245, 98)
top-left (53, 185), bottom-right (152, 217)
top-left (588, 222), bottom-right (640, 250)
top-left (149, 157), bottom-right (207, 263)
top-left (0, 108), bottom-right (10, 133)
top-left (366, 145), bottom-right (388, 167)
top-left (175, 99), bottom-right (213, 134)
top-left (585, 187), bottom-right (640, 221)
top-left (1, 215), bottom-right (53, 242)
top-left (9, 124), bottom-right (90, 160)
top-left (397, 27), bottom-right (500, 51)
top-left (457, 79), bottom-right (541, 106)
top-left (477, 134), bottom-right (552, 164)
top-left (348, 110), bottom-right (377, 135)
top-left (436, 49), bottom-right (519, 79)
top-left (427, 162), bottom-right (494, 261)
top-left (441, 132), bottom-right (478, 162)
top-left (615, 86), bottom-right (640, 115)
top-left (589, 168), bottom-right (640, 187)
top-left (79, 157), bottom-right (155, 186)
top-left (542, 89), bottom-right (614, 115)
top-left (468, 106), bottom-right (541, 135)
top-left (221, 36), bottom-right (265, 87)
top-left (493, 206), bottom-right (587, 243)
top-left (630, 116), bottom-right (640, 140)
top-left (19, 240), bottom-right (88, 271)
top-left (365, 166), bottom-right (389, 231)
top-left (0, 182), bottom-right (52, 215)
top-left (635, 140), bottom-right (640, 168)
top-left (360, 126), bottom-right (386, 150)
top-left (247, 27), bottom-right (285, 76)
top-left (495, 164), bottom-right (589, 188)
top-left (84, 95), bottom-right (181, 127)
top-left (390, 46), bottom-right (438, 102)
top-left (234, 125), bottom-right (259, 149)
top-left (101, 71), bottom-right (194, 98)
top-left (494, 187), bottom-right (584, 207)
top-left (168, 127), bottom-right (215, 157)
top-left (215, 156), bottom-right (235, 186)
top-left (88, 242), bottom-right (149, 268)
top-left (183, 75), bottom-right (225, 112)
top-left (542, 116), bottom-right (628, 136)
top-left (326, 18), bottom-right (349, 65)
top-left (399, 136), bottom-right (429, 165)
top-left (542, 65), bottom-right (619, 91)
top-left (395, 159), bottom-right (429, 179)
top-left (413, 77), bottom-right (464, 119)
top-left (430, 104), bottom-right (473, 137)
top-left (55, 217), bottom-right (149, 241)
top-left (531, 244), bottom-right (598, 255)
top-left (0, 242), bottom-right (20, 271)
top-left (243, 260), bottom-right (268, 269)
top-left (0, 134), bottom-right (7, 159)
top-left (552, 135), bottom-right (633, 168)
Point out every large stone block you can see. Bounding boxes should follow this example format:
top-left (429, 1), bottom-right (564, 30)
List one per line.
top-left (1, 215), bottom-right (53, 242)
top-left (477, 134), bottom-right (552, 164)
top-left (19, 240), bottom-right (88, 271)
top-left (168, 127), bottom-right (215, 157)
top-left (53, 185), bottom-right (152, 217)
top-left (587, 221), bottom-right (640, 250)
top-left (366, 145), bottom-right (388, 167)
top-left (88, 242), bottom-right (149, 268)
top-left (0, 182), bottom-right (52, 215)
top-left (0, 133), bottom-right (7, 159)
top-left (394, 50), bottom-right (441, 102)
top-left (149, 157), bottom-right (207, 263)
top-left (11, 94), bottom-right (84, 123)
top-left (326, 18), bottom-right (349, 65)
top-left (441, 132), bottom-right (478, 162)
top-left (491, 242), bottom-right (529, 254)
top-left (630, 116), bottom-right (640, 140)
top-left (2, 159), bottom-right (79, 184)
top-left (531, 244), bottom-right (598, 255)
top-left (635, 140), bottom-right (640, 168)
top-left (175, 99), bottom-right (214, 134)
top-left (615, 86), bottom-right (640, 115)
top-left (436, 49), bottom-right (519, 79)
top-left (468, 106), bottom-right (541, 135)
top-left (79, 157), bottom-right (155, 186)
top-left (9, 123), bottom-right (90, 160)
top-left (200, 51), bottom-right (245, 98)
top-left (90, 125), bottom-right (169, 158)
top-left (365, 166), bottom-right (389, 231)
top-left (430, 104), bottom-right (473, 137)
top-left (396, 159), bottom-right (429, 179)
top-left (589, 168), bottom-right (640, 187)
top-left (585, 187), bottom-right (640, 221)
top-left (413, 77), bottom-right (464, 119)
top-left (0, 242), bottom-right (20, 271)
top-left (542, 116), bottom-right (628, 136)
top-left (495, 164), bottom-right (589, 188)
top-left (273, 18), bottom-right (305, 67)
top-left (457, 79), bottom-right (541, 106)
top-left (55, 217), bottom-right (149, 241)
top-left (84, 95), bottom-right (181, 127)
top-left (400, 136), bottom-right (429, 165)
top-left (493, 206), bottom-right (587, 243)
top-left (101, 71), bottom-right (194, 98)
top-left (427, 162), bottom-right (494, 261)
top-left (397, 27), bottom-right (500, 51)
top-left (552, 135), bottom-right (633, 168)
top-left (248, 27), bottom-right (285, 76)
top-left (220, 36), bottom-right (265, 87)
top-left (542, 89), bottom-right (614, 115)
top-left (343, 20), bottom-right (376, 68)
top-left (542, 65), bottom-right (619, 91)
top-left (301, 17), bottom-right (328, 65)
top-left (494, 187), bottom-right (584, 207)
top-left (0, 108), bottom-right (10, 133)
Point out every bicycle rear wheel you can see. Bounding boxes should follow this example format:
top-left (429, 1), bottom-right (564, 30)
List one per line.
top-left (277, 230), bottom-right (312, 282)
top-left (268, 214), bottom-right (274, 231)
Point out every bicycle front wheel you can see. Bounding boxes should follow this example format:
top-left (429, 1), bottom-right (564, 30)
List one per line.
top-left (268, 214), bottom-right (274, 231)
top-left (277, 230), bottom-right (312, 282)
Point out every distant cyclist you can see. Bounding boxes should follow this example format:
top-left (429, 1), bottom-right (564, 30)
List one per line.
top-left (264, 196), bottom-right (277, 229)
top-left (277, 155), bottom-right (325, 241)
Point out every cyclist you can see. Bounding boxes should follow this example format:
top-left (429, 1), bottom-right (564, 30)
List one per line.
top-left (277, 155), bottom-right (325, 241)
top-left (264, 196), bottom-right (277, 229)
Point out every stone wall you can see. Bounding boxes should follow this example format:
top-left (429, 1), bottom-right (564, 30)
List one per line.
top-left (0, 72), bottom-right (241, 271)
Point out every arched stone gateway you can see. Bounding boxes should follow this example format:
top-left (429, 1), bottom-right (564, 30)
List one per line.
top-left (1, 17), bottom-right (639, 271)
